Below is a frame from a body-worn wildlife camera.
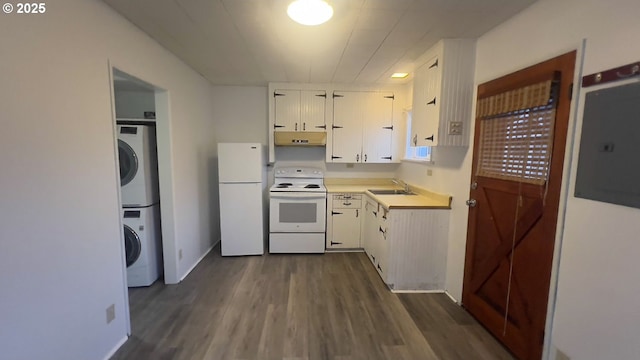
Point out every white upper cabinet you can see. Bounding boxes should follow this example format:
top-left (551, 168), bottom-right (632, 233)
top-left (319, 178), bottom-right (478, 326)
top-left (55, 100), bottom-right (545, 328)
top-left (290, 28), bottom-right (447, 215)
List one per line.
top-left (331, 91), bottom-right (394, 163)
top-left (274, 89), bottom-right (326, 132)
top-left (411, 39), bottom-right (475, 147)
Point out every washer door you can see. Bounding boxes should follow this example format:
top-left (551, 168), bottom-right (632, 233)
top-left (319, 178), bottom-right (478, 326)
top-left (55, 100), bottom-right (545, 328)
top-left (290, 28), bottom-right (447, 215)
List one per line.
top-left (118, 139), bottom-right (138, 186)
top-left (124, 224), bottom-right (141, 267)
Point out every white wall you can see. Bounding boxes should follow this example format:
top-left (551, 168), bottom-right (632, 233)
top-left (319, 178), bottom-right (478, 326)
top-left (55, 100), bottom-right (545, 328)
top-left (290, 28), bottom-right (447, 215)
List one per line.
top-left (0, 1), bottom-right (217, 359)
top-left (399, 0), bottom-right (640, 359)
top-left (114, 90), bottom-right (155, 119)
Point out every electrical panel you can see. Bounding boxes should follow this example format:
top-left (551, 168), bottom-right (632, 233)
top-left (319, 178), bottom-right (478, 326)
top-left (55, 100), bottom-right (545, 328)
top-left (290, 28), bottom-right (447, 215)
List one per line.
top-left (574, 81), bottom-right (640, 209)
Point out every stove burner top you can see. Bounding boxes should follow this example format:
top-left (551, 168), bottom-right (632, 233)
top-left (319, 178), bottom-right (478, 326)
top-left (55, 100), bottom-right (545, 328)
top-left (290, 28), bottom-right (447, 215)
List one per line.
top-left (304, 184), bottom-right (320, 189)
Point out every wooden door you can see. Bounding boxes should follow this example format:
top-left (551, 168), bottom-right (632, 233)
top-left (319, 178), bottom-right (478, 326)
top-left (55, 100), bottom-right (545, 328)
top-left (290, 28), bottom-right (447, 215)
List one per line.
top-left (462, 51), bottom-right (576, 360)
top-left (273, 89), bottom-right (300, 131)
top-left (362, 92), bottom-right (394, 163)
top-left (331, 91), bottom-right (364, 163)
top-left (300, 90), bottom-right (326, 131)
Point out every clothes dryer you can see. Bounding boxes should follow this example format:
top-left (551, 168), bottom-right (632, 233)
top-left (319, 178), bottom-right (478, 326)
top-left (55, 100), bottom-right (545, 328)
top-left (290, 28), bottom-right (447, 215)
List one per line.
top-left (118, 124), bottom-right (159, 207)
top-left (123, 205), bottom-right (162, 287)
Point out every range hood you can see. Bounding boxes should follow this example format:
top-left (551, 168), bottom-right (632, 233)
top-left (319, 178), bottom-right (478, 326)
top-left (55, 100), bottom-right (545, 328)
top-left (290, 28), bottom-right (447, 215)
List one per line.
top-left (274, 131), bottom-right (326, 146)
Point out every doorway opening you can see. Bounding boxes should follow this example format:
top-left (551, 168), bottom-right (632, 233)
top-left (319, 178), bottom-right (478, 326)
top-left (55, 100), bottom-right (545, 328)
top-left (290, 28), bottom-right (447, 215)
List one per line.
top-left (462, 51), bottom-right (577, 359)
top-left (109, 67), bottom-right (178, 334)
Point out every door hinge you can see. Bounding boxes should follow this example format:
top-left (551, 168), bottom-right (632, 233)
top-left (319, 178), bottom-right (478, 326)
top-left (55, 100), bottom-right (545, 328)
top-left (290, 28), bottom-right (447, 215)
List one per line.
top-left (381, 156), bottom-right (392, 160)
top-left (333, 93), bottom-right (344, 98)
top-left (316, 93), bottom-right (327, 98)
top-left (382, 125), bottom-right (393, 130)
top-left (331, 155), bottom-right (342, 160)
top-left (427, 97), bottom-right (437, 105)
top-left (274, 92), bottom-right (285, 97)
top-left (332, 125), bottom-right (343, 129)
top-left (274, 124), bottom-right (285, 129)
top-left (429, 59), bottom-right (439, 69)
top-left (331, 211), bottom-right (343, 215)
top-left (383, 95), bottom-right (395, 99)
top-left (315, 125), bottom-right (327, 129)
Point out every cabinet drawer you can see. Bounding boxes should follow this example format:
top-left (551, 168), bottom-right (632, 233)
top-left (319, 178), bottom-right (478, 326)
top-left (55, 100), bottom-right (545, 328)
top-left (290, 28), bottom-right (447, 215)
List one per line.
top-left (332, 193), bottom-right (362, 201)
top-left (332, 194), bottom-right (362, 209)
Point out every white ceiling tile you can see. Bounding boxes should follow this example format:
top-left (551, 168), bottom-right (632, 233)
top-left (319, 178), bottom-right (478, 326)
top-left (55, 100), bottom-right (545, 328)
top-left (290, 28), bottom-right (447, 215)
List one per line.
top-left (102, 0), bottom-right (538, 85)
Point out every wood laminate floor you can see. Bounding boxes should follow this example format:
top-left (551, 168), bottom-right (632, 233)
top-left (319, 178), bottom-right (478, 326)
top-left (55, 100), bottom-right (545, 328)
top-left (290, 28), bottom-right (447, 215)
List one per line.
top-left (112, 249), bottom-right (513, 360)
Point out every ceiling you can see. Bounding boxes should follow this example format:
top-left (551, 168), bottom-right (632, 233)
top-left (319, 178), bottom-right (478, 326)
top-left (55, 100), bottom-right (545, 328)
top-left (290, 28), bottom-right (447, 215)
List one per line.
top-left (103, 0), bottom-right (536, 86)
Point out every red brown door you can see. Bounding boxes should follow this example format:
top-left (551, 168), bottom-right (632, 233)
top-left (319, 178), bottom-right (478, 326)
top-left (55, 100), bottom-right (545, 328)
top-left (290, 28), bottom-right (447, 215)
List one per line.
top-left (462, 51), bottom-right (576, 360)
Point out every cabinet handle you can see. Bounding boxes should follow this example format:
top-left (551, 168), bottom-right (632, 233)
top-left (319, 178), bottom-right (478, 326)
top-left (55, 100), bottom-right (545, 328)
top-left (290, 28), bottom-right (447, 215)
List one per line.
top-left (295, 123), bottom-right (298, 131)
top-left (425, 135), bottom-right (434, 142)
top-left (343, 202), bottom-right (352, 206)
top-left (413, 134), bottom-right (418, 146)
top-left (356, 209), bottom-right (359, 218)
top-left (377, 264), bottom-right (383, 272)
top-left (303, 122), bottom-right (306, 131)
top-left (331, 241), bottom-right (343, 246)
top-left (331, 211), bottom-right (343, 215)
top-left (343, 195), bottom-right (352, 199)
top-left (274, 124), bottom-right (285, 129)
top-left (379, 226), bottom-right (384, 234)
top-left (382, 214), bottom-right (387, 220)
top-left (373, 211), bottom-right (377, 216)
top-left (364, 154), bottom-right (367, 162)
top-left (427, 97), bottom-right (436, 105)
top-left (372, 255), bottom-right (376, 262)
top-left (356, 154), bottom-right (360, 162)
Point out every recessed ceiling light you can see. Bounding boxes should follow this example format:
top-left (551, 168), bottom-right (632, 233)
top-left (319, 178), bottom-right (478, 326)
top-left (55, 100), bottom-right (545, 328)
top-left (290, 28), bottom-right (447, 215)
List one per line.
top-left (287, 0), bottom-right (333, 26)
top-left (391, 72), bottom-right (409, 79)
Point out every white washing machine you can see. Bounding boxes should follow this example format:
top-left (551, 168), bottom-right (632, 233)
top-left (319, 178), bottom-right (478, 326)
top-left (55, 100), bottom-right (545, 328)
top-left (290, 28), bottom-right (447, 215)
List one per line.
top-left (123, 205), bottom-right (162, 287)
top-left (118, 124), bottom-right (159, 207)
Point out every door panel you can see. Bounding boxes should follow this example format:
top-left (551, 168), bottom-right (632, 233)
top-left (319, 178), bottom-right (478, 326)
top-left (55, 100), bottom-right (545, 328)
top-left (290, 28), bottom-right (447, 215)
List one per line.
top-left (463, 51), bottom-right (576, 360)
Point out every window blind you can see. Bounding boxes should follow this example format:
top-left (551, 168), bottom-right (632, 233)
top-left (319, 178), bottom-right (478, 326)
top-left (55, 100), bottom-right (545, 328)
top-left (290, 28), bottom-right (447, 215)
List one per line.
top-left (475, 79), bottom-right (558, 185)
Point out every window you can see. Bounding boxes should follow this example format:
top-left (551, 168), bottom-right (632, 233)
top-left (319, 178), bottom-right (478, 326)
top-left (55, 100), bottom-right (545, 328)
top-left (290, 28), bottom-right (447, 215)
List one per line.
top-left (403, 110), bottom-right (432, 161)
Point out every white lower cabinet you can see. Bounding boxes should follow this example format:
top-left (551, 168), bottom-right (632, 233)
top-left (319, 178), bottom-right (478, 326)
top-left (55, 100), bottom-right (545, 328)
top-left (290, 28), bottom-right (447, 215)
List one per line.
top-left (362, 195), bottom-right (449, 291)
top-left (326, 194), bottom-right (362, 249)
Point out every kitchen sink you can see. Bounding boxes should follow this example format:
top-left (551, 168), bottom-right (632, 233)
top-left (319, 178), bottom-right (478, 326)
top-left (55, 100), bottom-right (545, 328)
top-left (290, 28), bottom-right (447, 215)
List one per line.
top-left (368, 189), bottom-right (417, 195)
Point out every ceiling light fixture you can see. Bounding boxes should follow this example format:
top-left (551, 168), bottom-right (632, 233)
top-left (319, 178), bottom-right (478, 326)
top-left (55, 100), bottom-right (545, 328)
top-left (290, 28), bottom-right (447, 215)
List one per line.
top-left (287, 0), bottom-right (333, 26)
top-left (391, 72), bottom-right (409, 79)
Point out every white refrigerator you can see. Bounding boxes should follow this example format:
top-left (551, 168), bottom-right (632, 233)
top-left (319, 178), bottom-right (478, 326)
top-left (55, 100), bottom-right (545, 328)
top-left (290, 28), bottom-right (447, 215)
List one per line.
top-left (218, 143), bottom-right (266, 256)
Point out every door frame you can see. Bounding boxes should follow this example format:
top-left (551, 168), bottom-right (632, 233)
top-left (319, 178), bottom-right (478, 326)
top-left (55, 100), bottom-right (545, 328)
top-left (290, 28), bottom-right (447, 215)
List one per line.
top-left (462, 49), bottom-right (581, 359)
top-left (108, 62), bottom-right (179, 335)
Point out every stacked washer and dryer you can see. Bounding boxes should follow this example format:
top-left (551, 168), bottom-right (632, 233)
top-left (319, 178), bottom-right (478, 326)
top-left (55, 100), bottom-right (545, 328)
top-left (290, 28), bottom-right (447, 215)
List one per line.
top-left (118, 124), bottom-right (163, 287)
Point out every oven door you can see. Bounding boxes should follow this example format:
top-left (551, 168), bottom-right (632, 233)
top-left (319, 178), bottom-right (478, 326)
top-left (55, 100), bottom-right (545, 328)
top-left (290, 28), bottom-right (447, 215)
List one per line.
top-left (270, 192), bottom-right (326, 232)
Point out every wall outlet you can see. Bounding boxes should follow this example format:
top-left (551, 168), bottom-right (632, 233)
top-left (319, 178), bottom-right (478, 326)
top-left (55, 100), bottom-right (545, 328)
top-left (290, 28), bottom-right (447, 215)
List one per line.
top-left (448, 121), bottom-right (463, 135)
top-left (179, 249), bottom-right (183, 260)
top-left (106, 304), bottom-right (115, 324)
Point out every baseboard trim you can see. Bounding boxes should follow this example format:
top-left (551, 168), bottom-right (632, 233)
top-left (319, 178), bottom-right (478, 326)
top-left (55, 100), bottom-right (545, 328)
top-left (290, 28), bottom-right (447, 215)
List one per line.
top-left (391, 289), bottom-right (445, 294)
top-left (444, 290), bottom-right (460, 305)
top-left (103, 335), bottom-right (128, 360)
top-left (179, 244), bottom-right (214, 282)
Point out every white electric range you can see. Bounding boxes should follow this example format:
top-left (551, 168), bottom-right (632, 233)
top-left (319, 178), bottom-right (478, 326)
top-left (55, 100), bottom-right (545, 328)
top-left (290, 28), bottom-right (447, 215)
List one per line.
top-left (269, 167), bottom-right (327, 253)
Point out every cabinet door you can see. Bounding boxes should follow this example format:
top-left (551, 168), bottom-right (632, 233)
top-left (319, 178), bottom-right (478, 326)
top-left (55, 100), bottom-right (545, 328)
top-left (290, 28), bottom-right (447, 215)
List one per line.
top-left (362, 92), bottom-right (394, 163)
top-left (412, 56), bottom-right (442, 146)
top-left (300, 90), bottom-right (326, 131)
top-left (362, 198), bottom-right (378, 264)
top-left (274, 89), bottom-right (300, 131)
top-left (327, 208), bottom-right (361, 249)
top-left (332, 91), bottom-right (364, 163)
top-left (376, 208), bottom-right (390, 281)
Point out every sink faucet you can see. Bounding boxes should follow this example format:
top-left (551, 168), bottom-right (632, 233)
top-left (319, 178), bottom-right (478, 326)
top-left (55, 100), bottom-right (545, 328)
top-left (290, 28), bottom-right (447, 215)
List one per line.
top-left (392, 178), bottom-right (410, 192)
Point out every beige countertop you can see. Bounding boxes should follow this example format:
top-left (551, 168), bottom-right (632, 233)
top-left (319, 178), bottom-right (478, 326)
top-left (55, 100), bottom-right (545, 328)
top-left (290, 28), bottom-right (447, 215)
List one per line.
top-left (325, 178), bottom-right (452, 210)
